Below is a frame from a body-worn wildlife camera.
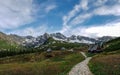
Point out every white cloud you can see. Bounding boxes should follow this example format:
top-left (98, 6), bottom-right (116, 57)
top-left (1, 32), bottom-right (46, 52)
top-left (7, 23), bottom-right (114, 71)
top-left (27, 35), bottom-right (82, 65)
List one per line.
top-left (45, 4), bottom-right (57, 13)
top-left (61, 0), bottom-right (89, 33)
top-left (74, 3), bottom-right (120, 25)
top-left (68, 21), bottom-right (120, 37)
top-left (94, 5), bottom-right (120, 16)
top-left (0, 0), bottom-right (35, 30)
top-left (8, 25), bottom-right (48, 37)
top-left (61, 0), bottom-right (120, 37)
top-left (94, 0), bottom-right (108, 6)
top-left (63, 0), bottom-right (89, 26)
top-left (0, 0), bottom-right (55, 36)
top-left (60, 25), bottom-right (71, 36)
top-left (37, 1), bottom-right (57, 16)
top-left (81, 0), bottom-right (88, 10)
top-left (84, 24), bottom-right (120, 37)
top-left (70, 13), bottom-right (92, 25)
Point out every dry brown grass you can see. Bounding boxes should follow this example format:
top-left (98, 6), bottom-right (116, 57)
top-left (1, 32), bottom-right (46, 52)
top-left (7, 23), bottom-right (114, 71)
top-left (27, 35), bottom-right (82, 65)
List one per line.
top-left (0, 51), bottom-right (72, 64)
top-left (92, 54), bottom-right (120, 64)
top-left (0, 51), bottom-right (85, 75)
top-left (89, 51), bottom-right (120, 75)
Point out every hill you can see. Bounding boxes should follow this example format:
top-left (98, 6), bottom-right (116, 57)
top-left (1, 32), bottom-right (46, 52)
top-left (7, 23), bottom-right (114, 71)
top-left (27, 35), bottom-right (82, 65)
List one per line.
top-left (0, 32), bottom-right (26, 57)
top-left (0, 32), bottom-right (21, 50)
top-left (88, 37), bottom-right (120, 75)
top-left (103, 37), bottom-right (120, 52)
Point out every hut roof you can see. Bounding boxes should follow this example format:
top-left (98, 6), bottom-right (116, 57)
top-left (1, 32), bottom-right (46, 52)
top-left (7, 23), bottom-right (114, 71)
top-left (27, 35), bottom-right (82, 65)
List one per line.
top-left (47, 48), bottom-right (52, 52)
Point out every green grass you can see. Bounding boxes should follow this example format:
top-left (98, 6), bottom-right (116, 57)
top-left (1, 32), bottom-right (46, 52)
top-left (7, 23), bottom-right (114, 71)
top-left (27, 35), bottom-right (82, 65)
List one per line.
top-left (0, 39), bottom-right (18, 50)
top-left (88, 50), bottom-right (120, 75)
top-left (104, 37), bottom-right (120, 52)
top-left (0, 51), bottom-right (85, 75)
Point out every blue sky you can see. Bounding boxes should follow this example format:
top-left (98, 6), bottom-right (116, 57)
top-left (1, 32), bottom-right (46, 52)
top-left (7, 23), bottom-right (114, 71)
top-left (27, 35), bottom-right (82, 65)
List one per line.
top-left (0, 0), bottom-right (120, 37)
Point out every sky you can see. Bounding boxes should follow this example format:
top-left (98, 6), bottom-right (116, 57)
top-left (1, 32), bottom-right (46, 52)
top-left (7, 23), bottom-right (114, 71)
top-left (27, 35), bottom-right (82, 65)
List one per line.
top-left (0, 0), bottom-right (120, 37)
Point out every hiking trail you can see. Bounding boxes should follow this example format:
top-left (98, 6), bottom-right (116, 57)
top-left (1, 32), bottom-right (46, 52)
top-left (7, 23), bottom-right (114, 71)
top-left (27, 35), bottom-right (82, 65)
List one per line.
top-left (69, 52), bottom-right (93, 75)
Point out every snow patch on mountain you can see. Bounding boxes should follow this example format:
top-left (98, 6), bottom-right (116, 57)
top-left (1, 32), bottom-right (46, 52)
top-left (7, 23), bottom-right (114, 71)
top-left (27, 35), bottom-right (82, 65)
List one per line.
top-left (22, 33), bottom-right (115, 48)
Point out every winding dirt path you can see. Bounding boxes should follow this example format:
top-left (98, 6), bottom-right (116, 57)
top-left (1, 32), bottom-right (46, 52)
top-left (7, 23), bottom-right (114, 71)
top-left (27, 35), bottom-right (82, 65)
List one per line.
top-left (69, 52), bottom-right (93, 75)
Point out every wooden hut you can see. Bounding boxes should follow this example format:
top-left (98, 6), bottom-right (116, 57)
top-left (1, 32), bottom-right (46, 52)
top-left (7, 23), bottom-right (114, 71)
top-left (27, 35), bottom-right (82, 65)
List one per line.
top-left (88, 42), bottom-right (103, 53)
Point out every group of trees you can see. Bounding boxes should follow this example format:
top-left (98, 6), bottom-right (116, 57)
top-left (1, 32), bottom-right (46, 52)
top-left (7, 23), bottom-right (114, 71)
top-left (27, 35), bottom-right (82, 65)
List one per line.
top-left (0, 47), bottom-right (43, 58)
top-left (0, 39), bottom-right (43, 57)
top-left (0, 37), bottom-right (86, 58)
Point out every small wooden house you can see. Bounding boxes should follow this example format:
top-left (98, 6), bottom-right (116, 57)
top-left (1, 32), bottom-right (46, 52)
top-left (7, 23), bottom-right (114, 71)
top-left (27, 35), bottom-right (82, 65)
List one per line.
top-left (88, 42), bottom-right (103, 53)
top-left (61, 47), bottom-right (66, 50)
top-left (47, 48), bottom-right (52, 52)
top-left (68, 49), bottom-right (74, 52)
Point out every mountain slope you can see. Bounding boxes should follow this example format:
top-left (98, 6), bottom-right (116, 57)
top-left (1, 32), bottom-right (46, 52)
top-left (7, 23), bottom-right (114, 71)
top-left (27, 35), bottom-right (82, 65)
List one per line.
top-left (0, 32), bottom-right (22, 50)
top-left (89, 37), bottom-right (120, 75)
top-left (37, 37), bottom-right (87, 51)
top-left (0, 32), bottom-right (24, 45)
top-left (104, 37), bottom-right (120, 52)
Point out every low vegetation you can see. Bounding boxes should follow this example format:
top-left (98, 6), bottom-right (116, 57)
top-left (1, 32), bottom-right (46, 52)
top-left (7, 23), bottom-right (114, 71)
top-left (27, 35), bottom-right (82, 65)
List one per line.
top-left (0, 39), bottom-right (18, 50)
top-left (0, 39), bottom-right (28, 58)
top-left (104, 37), bottom-right (120, 52)
top-left (88, 37), bottom-right (120, 75)
top-left (0, 51), bottom-right (85, 75)
top-left (89, 50), bottom-right (120, 75)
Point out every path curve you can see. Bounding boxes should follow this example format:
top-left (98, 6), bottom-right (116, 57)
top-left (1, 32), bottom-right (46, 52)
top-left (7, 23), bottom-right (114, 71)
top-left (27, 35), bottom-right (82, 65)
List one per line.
top-left (69, 52), bottom-right (93, 75)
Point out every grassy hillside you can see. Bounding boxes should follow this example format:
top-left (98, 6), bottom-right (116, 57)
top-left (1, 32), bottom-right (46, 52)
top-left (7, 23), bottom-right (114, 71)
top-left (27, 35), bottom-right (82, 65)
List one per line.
top-left (104, 37), bottom-right (120, 52)
top-left (89, 50), bottom-right (120, 75)
top-left (0, 38), bottom-right (26, 58)
top-left (0, 32), bottom-right (22, 50)
top-left (0, 32), bottom-right (25, 52)
top-left (0, 51), bottom-right (84, 75)
top-left (0, 39), bottom-right (19, 50)
top-left (89, 37), bottom-right (120, 75)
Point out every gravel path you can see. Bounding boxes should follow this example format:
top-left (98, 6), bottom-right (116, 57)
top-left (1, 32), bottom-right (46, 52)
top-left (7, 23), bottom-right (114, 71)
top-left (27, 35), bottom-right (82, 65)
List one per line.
top-left (68, 52), bottom-right (93, 75)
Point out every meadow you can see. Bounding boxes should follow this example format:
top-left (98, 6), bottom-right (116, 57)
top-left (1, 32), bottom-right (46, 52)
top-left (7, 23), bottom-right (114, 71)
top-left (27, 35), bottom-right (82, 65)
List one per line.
top-left (0, 50), bottom-right (85, 75)
top-left (89, 50), bottom-right (120, 75)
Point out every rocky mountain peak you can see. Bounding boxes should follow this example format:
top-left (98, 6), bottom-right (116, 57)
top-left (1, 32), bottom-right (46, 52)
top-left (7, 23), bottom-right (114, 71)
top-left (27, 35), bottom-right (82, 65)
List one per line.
top-left (43, 33), bottom-right (50, 39)
top-left (0, 31), bottom-right (116, 48)
top-left (51, 32), bottom-right (66, 40)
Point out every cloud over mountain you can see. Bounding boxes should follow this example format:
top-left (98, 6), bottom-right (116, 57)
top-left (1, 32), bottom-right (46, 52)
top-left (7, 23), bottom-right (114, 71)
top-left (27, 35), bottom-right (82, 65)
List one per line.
top-left (61, 0), bottom-right (120, 37)
top-left (0, 0), bottom-right (120, 37)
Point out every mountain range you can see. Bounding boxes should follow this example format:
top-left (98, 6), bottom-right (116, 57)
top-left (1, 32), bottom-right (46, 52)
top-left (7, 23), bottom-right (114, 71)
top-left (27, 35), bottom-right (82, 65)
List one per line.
top-left (0, 32), bottom-right (115, 48)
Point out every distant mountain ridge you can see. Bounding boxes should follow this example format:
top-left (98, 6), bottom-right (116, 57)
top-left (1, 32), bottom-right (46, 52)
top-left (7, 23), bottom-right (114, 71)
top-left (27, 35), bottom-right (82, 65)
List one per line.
top-left (0, 31), bottom-right (116, 48)
top-left (23, 32), bottom-right (115, 48)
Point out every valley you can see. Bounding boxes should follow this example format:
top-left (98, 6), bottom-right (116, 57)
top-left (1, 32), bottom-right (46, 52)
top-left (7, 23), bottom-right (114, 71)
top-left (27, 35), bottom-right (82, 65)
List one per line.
top-left (0, 0), bottom-right (120, 75)
top-left (0, 32), bottom-right (119, 75)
